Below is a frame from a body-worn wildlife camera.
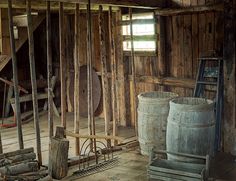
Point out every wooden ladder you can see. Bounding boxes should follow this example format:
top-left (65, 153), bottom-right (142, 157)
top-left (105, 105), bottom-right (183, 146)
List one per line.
top-left (193, 56), bottom-right (224, 152)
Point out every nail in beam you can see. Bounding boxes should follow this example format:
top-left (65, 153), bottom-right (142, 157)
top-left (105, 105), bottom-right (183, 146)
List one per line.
top-left (98, 5), bottom-right (112, 146)
top-left (26, 0), bottom-right (42, 165)
top-left (129, 8), bottom-right (138, 136)
top-left (7, 0), bottom-right (24, 149)
top-left (59, 2), bottom-right (67, 128)
top-left (74, 3), bottom-right (80, 155)
top-left (108, 7), bottom-right (118, 145)
top-left (46, 1), bottom-right (54, 139)
top-left (86, 0), bottom-right (98, 163)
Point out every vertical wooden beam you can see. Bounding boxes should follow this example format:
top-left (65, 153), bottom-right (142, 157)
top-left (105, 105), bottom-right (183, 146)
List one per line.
top-left (109, 7), bottom-right (118, 145)
top-left (116, 10), bottom-right (127, 126)
top-left (86, 0), bottom-right (98, 163)
top-left (7, 0), bottom-right (24, 150)
top-left (183, 0), bottom-right (193, 96)
top-left (156, 13), bottom-right (167, 92)
top-left (26, 0), bottom-right (42, 165)
top-left (191, 0), bottom-right (199, 78)
top-left (5, 85), bottom-right (13, 117)
top-left (86, 0), bottom-right (93, 139)
top-left (223, 0), bottom-right (236, 153)
top-left (129, 8), bottom-right (137, 136)
top-left (65, 16), bottom-right (73, 113)
top-left (59, 2), bottom-right (66, 128)
top-left (99, 5), bottom-right (111, 144)
top-left (46, 1), bottom-right (53, 139)
top-left (156, 15), bottom-right (166, 78)
top-left (74, 3), bottom-right (80, 155)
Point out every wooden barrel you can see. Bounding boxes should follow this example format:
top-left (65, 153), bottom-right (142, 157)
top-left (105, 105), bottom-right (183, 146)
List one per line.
top-left (137, 91), bottom-right (178, 156)
top-left (166, 97), bottom-right (215, 162)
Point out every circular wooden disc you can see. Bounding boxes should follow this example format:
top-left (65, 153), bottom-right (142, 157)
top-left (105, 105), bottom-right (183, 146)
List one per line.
top-left (70, 65), bottom-right (101, 117)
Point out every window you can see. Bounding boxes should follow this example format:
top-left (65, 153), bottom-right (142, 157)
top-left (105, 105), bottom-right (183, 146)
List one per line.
top-left (122, 13), bottom-right (156, 52)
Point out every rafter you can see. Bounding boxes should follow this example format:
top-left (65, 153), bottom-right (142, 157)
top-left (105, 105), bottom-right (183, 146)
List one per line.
top-left (47, 0), bottom-right (165, 9)
top-left (0, 0), bottom-right (118, 11)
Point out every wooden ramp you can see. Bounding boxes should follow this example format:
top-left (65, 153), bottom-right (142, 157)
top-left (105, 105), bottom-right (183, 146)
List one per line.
top-left (0, 15), bottom-right (45, 72)
top-left (0, 55), bottom-right (11, 72)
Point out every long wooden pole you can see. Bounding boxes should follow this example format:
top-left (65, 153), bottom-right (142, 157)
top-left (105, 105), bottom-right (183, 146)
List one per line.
top-left (98, 5), bottom-right (111, 146)
top-left (86, 0), bottom-right (97, 163)
top-left (7, 0), bottom-right (24, 150)
top-left (129, 8), bottom-right (137, 136)
top-left (74, 3), bottom-right (80, 155)
top-left (46, 1), bottom-right (53, 139)
top-left (26, 0), bottom-right (42, 165)
top-left (65, 130), bottom-right (123, 142)
top-left (109, 7), bottom-right (118, 145)
top-left (59, 2), bottom-right (66, 128)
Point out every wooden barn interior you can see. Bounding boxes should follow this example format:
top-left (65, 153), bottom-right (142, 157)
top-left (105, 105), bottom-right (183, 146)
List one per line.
top-left (0, 0), bottom-right (235, 180)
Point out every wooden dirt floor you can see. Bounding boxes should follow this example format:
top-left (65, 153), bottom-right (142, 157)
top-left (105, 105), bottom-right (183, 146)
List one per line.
top-left (1, 112), bottom-right (236, 181)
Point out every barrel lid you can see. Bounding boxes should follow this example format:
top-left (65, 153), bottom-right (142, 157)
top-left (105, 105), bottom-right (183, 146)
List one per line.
top-left (169, 97), bottom-right (214, 111)
top-left (138, 91), bottom-right (178, 102)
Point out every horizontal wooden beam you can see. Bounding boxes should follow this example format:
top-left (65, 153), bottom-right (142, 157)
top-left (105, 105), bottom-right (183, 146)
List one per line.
top-left (123, 51), bottom-right (156, 56)
top-left (92, 71), bottom-right (197, 89)
top-left (47, 0), bottom-right (165, 9)
top-left (134, 75), bottom-right (196, 88)
top-left (97, 72), bottom-right (196, 89)
top-left (0, 1), bottom-right (117, 11)
top-left (123, 35), bottom-right (157, 41)
top-left (155, 2), bottom-right (224, 16)
top-left (65, 130), bottom-right (124, 142)
top-left (119, 19), bottom-right (156, 26)
top-left (10, 93), bottom-right (55, 104)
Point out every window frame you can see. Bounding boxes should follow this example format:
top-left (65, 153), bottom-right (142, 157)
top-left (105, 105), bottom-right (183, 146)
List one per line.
top-left (121, 12), bottom-right (157, 55)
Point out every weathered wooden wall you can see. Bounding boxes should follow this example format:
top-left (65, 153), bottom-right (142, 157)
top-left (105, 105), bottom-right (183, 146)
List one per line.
top-left (49, 12), bottom-right (112, 115)
top-left (121, 0), bottom-right (235, 153)
top-left (165, 0), bottom-right (223, 97)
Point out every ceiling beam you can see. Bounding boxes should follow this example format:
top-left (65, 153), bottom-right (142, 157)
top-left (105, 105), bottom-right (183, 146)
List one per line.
top-left (0, 0), bottom-right (117, 11)
top-left (155, 2), bottom-right (224, 16)
top-left (47, 0), bottom-right (165, 9)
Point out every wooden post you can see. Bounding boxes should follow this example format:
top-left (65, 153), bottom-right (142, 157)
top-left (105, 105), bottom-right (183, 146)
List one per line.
top-left (86, 0), bottom-right (98, 163)
top-left (116, 10), bottom-right (127, 127)
top-left (48, 126), bottom-right (69, 179)
top-left (46, 1), bottom-right (53, 139)
top-left (98, 5), bottom-right (112, 146)
top-left (223, 0), bottom-right (236, 152)
top-left (129, 8), bottom-right (137, 136)
top-left (74, 3), bottom-right (80, 155)
top-left (26, 0), bottom-right (42, 165)
top-left (7, 0), bottom-right (24, 150)
top-left (109, 7), bottom-right (118, 145)
top-left (5, 85), bottom-right (13, 117)
top-left (156, 14), bottom-right (167, 91)
top-left (59, 2), bottom-right (66, 128)
top-left (0, 81), bottom-right (6, 154)
top-left (0, 132), bottom-right (2, 154)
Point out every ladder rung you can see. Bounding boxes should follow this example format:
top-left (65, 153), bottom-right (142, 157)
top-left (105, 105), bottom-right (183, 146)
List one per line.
top-left (197, 81), bottom-right (217, 85)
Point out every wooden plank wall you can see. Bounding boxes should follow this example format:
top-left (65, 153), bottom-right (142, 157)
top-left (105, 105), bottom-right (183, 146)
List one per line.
top-left (49, 12), bottom-right (113, 116)
top-left (123, 55), bottom-right (160, 126)
top-left (166, 0), bottom-right (223, 98)
top-left (0, 9), bottom-right (10, 55)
